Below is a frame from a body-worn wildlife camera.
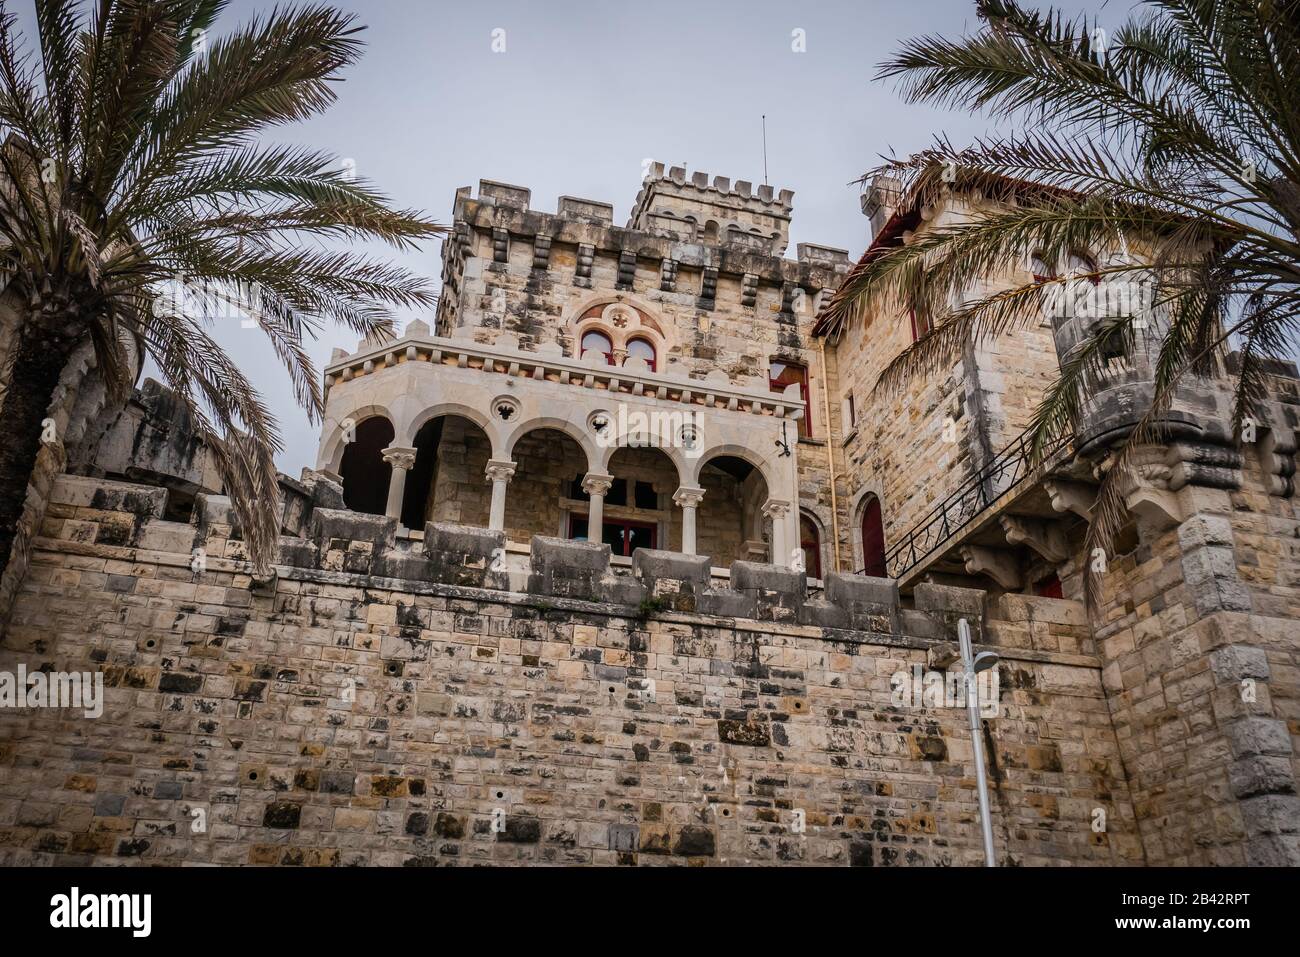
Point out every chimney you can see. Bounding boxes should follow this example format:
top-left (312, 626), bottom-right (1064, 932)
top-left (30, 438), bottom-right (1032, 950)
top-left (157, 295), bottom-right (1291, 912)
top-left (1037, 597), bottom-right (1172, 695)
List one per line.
top-left (860, 174), bottom-right (903, 239)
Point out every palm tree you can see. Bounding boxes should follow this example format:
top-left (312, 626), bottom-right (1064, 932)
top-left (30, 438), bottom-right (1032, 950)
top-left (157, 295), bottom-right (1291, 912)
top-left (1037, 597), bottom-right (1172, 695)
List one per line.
top-left (0, 0), bottom-right (442, 579)
top-left (820, 0), bottom-right (1300, 600)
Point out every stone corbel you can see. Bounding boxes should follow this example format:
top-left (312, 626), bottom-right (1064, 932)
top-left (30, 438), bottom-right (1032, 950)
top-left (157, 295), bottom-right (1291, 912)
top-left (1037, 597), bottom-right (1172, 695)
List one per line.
top-left (1043, 479), bottom-right (1095, 521)
top-left (1259, 428), bottom-right (1298, 498)
top-left (959, 545), bottom-right (1021, 590)
top-left (998, 514), bottom-right (1069, 563)
top-left (1122, 461), bottom-right (1183, 530)
top-left (1125, 485), bottom-right (1184, 529)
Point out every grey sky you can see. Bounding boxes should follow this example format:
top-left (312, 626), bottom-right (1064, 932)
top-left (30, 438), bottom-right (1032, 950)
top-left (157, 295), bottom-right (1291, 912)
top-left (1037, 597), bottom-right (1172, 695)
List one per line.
top-left (18, 0), bottom-right (1122, 473)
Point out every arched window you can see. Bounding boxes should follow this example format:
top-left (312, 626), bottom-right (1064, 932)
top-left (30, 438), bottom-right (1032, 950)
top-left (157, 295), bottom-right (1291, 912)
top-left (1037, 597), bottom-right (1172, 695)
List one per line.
top-left (1030, 251), bottom-right (1056, 282)
top-left (769, 360), bottom-right (812, 438)
top-left (860, 495), bottom-right (886, 577)
top-left (799, 514), bottom-right (821, 580)
top-left (581, 329), bottom-right (614, 365)
top-left (1066, 249), bottom-right (1099, 283)
top-left (626, 337), bottom-right (656, 372)
top-left (339, 417), bottom-right (395, 516)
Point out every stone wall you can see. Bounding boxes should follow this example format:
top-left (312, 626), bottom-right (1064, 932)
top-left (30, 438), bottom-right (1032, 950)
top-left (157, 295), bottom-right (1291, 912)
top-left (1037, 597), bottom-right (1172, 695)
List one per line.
top-left (1056, 442), bottom-right (1300, 865)
top-left (823, 201), bottom-right (1064, 572)
top-left (0, 473), bottom-right (1141, 866)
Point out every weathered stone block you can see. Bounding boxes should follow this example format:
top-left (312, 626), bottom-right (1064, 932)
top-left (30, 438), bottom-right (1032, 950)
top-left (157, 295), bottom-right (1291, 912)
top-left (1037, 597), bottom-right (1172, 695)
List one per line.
top-left (310, 508), bottom-right (397, 552)
top-left (420, 522), bottom-right (508, 590)
top-left (729, 561), bottom-right (804, 622)
top-left (1240, 794), bottom-right (1300, 835)
top-left (914, 582), bottom-right (986, 642)
top-left (527, 536), bottom-right (611, 601)
top-left (1225, 717), bottom-right (1293, 759)
top-left (820, 572), bottom-right (899, 633)
top-left (1229, 756), bottom-right (1297, 799)
top-left (1209, 645), bottom-right (1271, 684)
top-left (1177, 514), bottom-right (1234, 549)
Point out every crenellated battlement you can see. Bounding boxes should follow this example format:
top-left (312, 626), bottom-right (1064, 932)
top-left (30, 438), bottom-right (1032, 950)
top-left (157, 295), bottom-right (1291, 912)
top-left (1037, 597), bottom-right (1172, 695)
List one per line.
top-left (627, 161), bottom-right (795, 253)
top-left (29, 472), bottom-right (1092, 663)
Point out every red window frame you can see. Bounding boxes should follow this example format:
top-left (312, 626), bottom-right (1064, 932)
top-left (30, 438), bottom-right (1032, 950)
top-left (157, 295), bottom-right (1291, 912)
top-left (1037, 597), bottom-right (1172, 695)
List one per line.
top-left (909, 306), bottom-right (933, 343)
top-left (568, 514), bottom-right (657, 556)
top-left (581, 330), bottom-right (615, 365)
top-left (799, 515), bottom-right (821, 580)
top-left (626, 337), bottom-right (657, 372)
top-left (769, 360), bottom-right (812, 438)
top-left (861, 497), bottom-right (886, 578)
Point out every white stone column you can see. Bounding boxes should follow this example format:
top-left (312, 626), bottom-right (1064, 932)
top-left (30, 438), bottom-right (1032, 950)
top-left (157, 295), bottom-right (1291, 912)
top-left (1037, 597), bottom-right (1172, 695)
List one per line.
top-left (485, 459), bottom-right (517, 532)
top-left (673, 486), bottom-right (705, 555)
top-left (581, 472), bottom-right (614, 541)
top-left (762, 499), bottom-right (792, 567)
top-left (381, 446), bottom-right (418, 523)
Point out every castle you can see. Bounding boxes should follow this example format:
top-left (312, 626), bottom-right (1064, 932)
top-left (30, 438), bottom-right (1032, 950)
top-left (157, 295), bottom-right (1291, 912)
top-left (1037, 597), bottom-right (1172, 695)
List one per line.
top-left (0, 160), bottom-right (1297, 867)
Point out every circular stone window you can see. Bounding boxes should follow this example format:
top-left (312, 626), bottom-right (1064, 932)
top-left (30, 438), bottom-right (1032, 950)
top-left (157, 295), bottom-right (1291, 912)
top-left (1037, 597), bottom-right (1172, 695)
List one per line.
top-left (678, 422), bottom-right (702, 454)
top-left (492, 395), bottom-right (521, 422)
top-left (587, 410), bottom-right (613, 439)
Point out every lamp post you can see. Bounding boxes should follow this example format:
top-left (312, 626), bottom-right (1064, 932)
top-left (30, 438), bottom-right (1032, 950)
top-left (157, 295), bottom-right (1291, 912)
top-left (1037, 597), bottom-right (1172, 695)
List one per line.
top-left (959, 617), bottom-right (1000, 867)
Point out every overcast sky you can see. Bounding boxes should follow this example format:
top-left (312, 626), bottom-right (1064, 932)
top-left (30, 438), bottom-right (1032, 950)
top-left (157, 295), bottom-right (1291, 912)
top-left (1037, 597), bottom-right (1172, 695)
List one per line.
top-left (19, 0), bottom-right (1124, 472)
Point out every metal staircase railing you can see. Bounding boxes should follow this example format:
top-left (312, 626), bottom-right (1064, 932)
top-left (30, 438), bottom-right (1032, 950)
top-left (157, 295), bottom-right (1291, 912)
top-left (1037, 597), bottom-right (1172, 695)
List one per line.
top-left (859, 427), bottom-right (1072, 580)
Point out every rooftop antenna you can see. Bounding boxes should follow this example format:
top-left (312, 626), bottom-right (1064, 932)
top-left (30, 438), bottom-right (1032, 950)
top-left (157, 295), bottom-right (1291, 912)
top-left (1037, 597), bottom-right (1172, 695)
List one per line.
top-left (762, 114), bottom-right (769, 186)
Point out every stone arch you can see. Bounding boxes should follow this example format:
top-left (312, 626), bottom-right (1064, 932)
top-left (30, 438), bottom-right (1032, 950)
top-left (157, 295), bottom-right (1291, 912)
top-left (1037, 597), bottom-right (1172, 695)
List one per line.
top-left (687, 443), bottom-right (775, 491)
top-left (799, 507), bottom-right (828, 580)
top-left (507, 426), bottom-right (598, 546)
top-left (566, 295), bottom-right (671, 362)
top-left (603, 443), bottom-right (684, 554)
top-left (338, 415), bottom-right (395, 516)
top-left (405, 402), bottom-right (503, 458)
top-left (853, 488), bottom-right (887, 577)
top-left (319, 403), bottom-right (396, 473)
top-left (401, 413), bottom-right (495, 530)
top-left (504, 416), bottom-right (597, 474)
top-left (695, 452), bottom-right (772, 565)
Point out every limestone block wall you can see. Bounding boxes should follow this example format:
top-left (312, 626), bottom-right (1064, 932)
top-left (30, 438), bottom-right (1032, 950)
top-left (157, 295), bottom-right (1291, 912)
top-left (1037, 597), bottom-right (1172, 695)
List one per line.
top-left (0, 473), bottom-right (1141, 866)
top-left (1056, 446), bottom-right (1300, 865)
top-left (821, 201), bottom-right (1078, 573)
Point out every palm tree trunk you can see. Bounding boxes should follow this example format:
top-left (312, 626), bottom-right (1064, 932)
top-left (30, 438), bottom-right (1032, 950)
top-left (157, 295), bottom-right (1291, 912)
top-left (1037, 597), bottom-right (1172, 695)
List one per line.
top-left (0, 324), bottom-right (78, 578)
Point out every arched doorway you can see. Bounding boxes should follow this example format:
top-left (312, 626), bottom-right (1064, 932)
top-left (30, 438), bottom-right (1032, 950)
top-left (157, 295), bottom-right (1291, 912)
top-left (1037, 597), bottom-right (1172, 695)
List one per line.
top-left (594, 445), bottom-right (679, 556)
top-left (506, 427), bottom-right (591, 545)
top-left (339, 416), bottom-right (394, 516)
top-left (860, 495), bottom-right (886, 577)
top-left (696, 454), bottom-right (769, 566)
top-left (402, 415), bottom-right (493, 530)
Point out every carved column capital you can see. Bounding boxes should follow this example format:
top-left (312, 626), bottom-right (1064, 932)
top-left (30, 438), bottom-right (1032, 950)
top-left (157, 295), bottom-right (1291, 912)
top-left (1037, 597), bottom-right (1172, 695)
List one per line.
top-left (761, 498), bottom-right (791, 520)
top-left (581, 472), bottom-right (614, 497)
top-left (381, 446), bottom-right (418, 471)
top-left (485, 459), bottom-right (517, 484)
top-left (672, 486), bottom-right (705, 509)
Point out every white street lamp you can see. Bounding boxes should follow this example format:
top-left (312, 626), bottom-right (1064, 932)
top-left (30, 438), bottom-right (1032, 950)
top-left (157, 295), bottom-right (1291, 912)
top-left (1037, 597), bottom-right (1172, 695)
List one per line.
top-left (959, 617), bottom-right (1000, 867)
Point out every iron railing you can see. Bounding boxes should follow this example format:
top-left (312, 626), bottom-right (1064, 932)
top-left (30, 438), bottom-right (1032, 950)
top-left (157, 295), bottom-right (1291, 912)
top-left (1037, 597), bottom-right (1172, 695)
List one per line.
top-left (859, 427), bottom-right (1071, 581)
